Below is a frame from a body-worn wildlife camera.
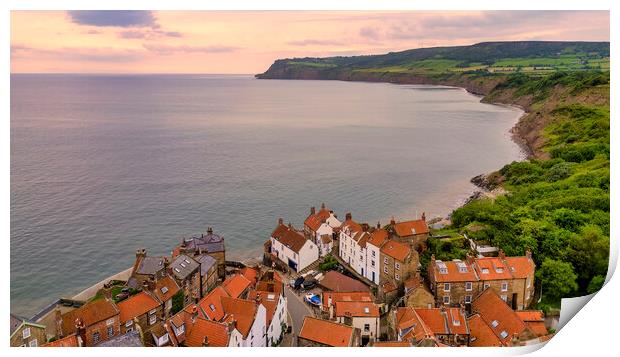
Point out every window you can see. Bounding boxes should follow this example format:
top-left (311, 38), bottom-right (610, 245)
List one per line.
top-left (499, 331), bottom-right (508, 339)
top-left (364, 324), bottom-right (370, 332)
top-left (384, 266), bottom-right (388, 273)
top-left (125, 320), bottom-right (133, 327)
top-left (371, 251), bottom-right (376, 257)
top-left (160, 334), bottom-right (169, 345)
top-left (395, 262), bottom-right (401, 270)
top-left (150, 314), bottom-right (157, 325)
top-left (106, 318), bottom-right (115, 326)
top-left (483, 283), bottom-right (490, 290)
top-left (491, 320), bottom-right (499, 328)
top-left (22, 328), bottom-right (31, 339)
top-left (443, 296), bottom-right (450, 304)
top-left (384, 257), bottom-right (388, 264)
top-left (29, 340), bottom-right (38, 347)
top-left (359, 255), bottom-right (363, 261)
top-left (107, 326), bottom-right (114, 338)
top-left (465, 282), bottom-right (472, 291)
top-left (149, 309), bottom-right (157, 315)
top-left (501, 282), bottom-right (508, 292)
top-left (501, 295), bottom-right (507, 302)
top-left (371, 260), bottom-right (375, 267)
top-left (395, 273), bottom-right (400, 281)
top-left (93, 332), bottom-right (101, 344)
top-left (465, 295), bottom-right (472, 304)
top-left (443, 283), bottom-right (450, 292)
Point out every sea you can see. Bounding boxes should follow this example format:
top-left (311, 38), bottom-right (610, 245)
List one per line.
top-left (10, 74), bottom-right (524, 317)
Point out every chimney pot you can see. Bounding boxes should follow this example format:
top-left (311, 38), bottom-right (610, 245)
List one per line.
top-left (310, 207), bottom-right (316, 215)
top-left (498, 249), bottom-right (506, 259)
top-left (207, 227), bottom-right (213, 235)
top-left (278, 218), bottom-right (283, 226)
top-left (422, 212), bottom-right (426, 221)
top-left (345, 212), bottom-right (352, 221)
top-left (377, 221), bottom-right (381, 229)
top-left (321, 202), bottom-right (325, 209)
top-left (390, 217), bottom-right (396, 226)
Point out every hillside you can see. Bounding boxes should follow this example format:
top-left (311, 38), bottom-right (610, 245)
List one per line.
top-left (257, 41), bottom-right (610, 307)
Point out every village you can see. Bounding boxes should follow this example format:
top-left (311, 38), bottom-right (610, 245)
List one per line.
top-left (10, 203), bottom-right (554, 348)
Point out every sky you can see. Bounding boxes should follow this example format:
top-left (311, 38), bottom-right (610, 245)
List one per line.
top-left (10, 10), bottom-right (610, 74)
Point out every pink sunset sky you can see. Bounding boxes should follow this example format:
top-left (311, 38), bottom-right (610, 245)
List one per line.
top-left (10, 10), bottom-right (610, 74)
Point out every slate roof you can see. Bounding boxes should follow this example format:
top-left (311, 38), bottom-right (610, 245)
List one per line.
top-left (181, 231), bottom-right (225, 254)
top-left (97, 330), bottom-right (143, 347)
top-left (136, 256), bottom-right (166, 275)
top-left (195, 254), bottom-right (217, 275)
top-left (170, 254), bottom-right (200, 280)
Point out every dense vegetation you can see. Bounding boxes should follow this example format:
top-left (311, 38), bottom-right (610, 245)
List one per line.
top-left (447, 71), bottom-right (610, 307)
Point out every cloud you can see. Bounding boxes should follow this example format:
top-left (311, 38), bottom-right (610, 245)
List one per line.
top-left (118, 30), bottom-right (147, 39)
top-left (286, 39), bottom-right (347, 47)
top-left (143, 44), bottom-right (240, 55)
top-left (11, 45), bottom-right (143, 62)
top-left (67, 10), bottom-right (157, 28)
top-left (359, 26), bottom-right (380, 40)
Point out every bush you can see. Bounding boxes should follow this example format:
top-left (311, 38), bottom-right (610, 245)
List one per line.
top-left (319, 255), bottom-right (338, 272)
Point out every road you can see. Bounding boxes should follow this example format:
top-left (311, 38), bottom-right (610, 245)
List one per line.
top-left (285, 285), bottom-right (314, 337)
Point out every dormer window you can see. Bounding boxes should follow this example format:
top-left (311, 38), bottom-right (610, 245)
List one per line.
top-left (481, 268), bottom-right (489, 274)
top-left (491, 320), bottom-right (499, 328)
top-left (500, 331), bottom-right (508, 339)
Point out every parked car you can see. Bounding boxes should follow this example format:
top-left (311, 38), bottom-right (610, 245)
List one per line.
top-left (302, 278), bottom-right (317, 289)
top-left (293, 276), bottom-right (305, 290)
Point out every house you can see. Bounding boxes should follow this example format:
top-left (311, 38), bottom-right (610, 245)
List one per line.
top-left (129, 249), bottom-right (168, 289)
top-left (389, 214), bottom-right (429, 252)
top-left (471, 288), bottom-right (537, 346)
top-left (404, 277), bottom-right (435, 309)
top-left (298, 316), bottom-right (361, 347)
top-left (165, 305), bottom-right (243, 347)
top-left (515, 311), bottom-right (548, 338)
top-left (220, 296), bottom-right (267, 347)
top-left (380, 239), bottom-right (418, 284)
top-left (319, 270), bottom-right (370, 292)
top-left (56, 298), bottom-right (121, 346)
top-left (269, 219), bottom-right (319, 273)
top-left (334, 300), bottom-right (380, 345)
top-left (393, 307), bottom-right (436, 346)
top-left (10, 313), bottom-right (47, 347)
top-left (149, 322), bottom-right (171, 347)
top-left (413, 307), bottom-right (470, 346)
top-left (117, 290), bottom-right (163, 334)
top-left (338, 213), bottom-right (371, 278)
top-left (153, 275), bottom-right (181, 318)
top-left (321, 291), bottom-right (374, 317)
top-left (304, 203), bottom-right (341, 256)
top-left (222, 273), bottom-right (253, 299)
top-left (170, 254), bottom-right (202, 305)
top-left (197, 286), bottom-right (230, 321)
top-left (248, 289), bottom-right (287, 346)
top-left (467, 314), bottom-right (503, 347)
top-left (427, 250), bottom-right (535, 309)
top-left (365, 227), bottom-right (389, 284)
top-left (195, 254), bottom-right (219, 296)
top-left (175, 227), bottom-right (226, 279)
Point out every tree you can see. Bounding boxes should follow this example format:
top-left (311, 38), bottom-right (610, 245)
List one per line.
top-left (319, 255), bottom-right (338, 272)
top-left (587, 275), bottom-right (605, 294)
top-left (171, 290), bottom-right (185, 315)
top-left (536, 258), bottom-right (578, 303)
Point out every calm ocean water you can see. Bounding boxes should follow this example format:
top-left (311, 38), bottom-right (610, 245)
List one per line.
top-left (10, 74), bottom-right (523, 317)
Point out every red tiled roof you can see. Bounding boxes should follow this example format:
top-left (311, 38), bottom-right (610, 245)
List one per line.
top-left (380, 239), bottom-right (411, 262)
top-left (341, 219), bottom-right (363, 236)
top-left (322, 291), bottom-right (373, 311)
top-left (393, 219), bottom-right (429, 237)
top-left (467, 314), bottom-right (502, 347)
top-left (271, 223), bottom-right (308, 253)
top-left (319, 271), bottom-right (370, 292)
top-left (335, 301), bottom-right (380, 318)
top-left (395, 307), bottom-right (433, 342)
top-left (198, 286), bottom-right (230, 321)
top-left (366, 229), bottom-right (388, 248)
top-left (515, 311), bottom-right (544, 322)
top-left (430, 259), bottom-right (478, 283)
top-left (373, 341), bottom-right (412, 347)
top-left (222, 274), bottom-right (252, 298)
top-left (414, 308), bottom-right (468, 336)
top-left (305, 208), bottom-right (332, 232)
top-left (184, 317), bottom-right (230, 347)
top-left (240, 267), bottom-right (259, 285)
top-left (299, 317), bottom-right (355, 347)
top-left (220, 296), bottom-right (258, 338)
top-left (525, 322), bottom-right (548, 337)
top-left (255, 271), bottom-right (284, 296)
top-left (248, 290), bottom-right (280, 327)
top-left (43, 334), bottom-right (79, 347)
top-left (320, 234), bottom-right (332, 244)
top-left (505, 256), bottom-right (535, 279)
top-left (61, 298), bottom-right (119, 335)
top-left (154, 276), bottom-right (180, 302)
top-left (473, 257), bottom-right (513, 281)
top-left (118, 291), bottom-right (161, 323)
top-left (472, 288), bottom-right (528, 345)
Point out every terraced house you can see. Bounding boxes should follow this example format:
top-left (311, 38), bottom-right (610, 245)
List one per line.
top-left (303, 203), bottom-right (342, 256)
top-left (268, 219), bottom-right (319, 273)
top-left (428, 250), bottom-right (535, 309)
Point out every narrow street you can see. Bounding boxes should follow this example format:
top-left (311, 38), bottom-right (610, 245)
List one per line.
top-left (285, 285), bottom-right (314, 337)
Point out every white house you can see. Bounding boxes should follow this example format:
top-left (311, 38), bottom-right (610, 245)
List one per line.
top-left (249, 289), bottom-right (287, 346)
top-left (304, 204), bottom-right (342, 256)
top-left (220, 296), bottom-right (267, 347)
top-left (365, 228), bottom-right (389, 284)
top-left (270, 219), bottom-right (319, 272)
top-left (339, 213), bottom-right (371, 278)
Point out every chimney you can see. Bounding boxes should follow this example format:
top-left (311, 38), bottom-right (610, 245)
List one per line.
top-left (345, 212), bottom-right (352, 221)
top-left (164, 257), bottom-right (170, 269)
top-left (321, 202), bottom-right (326, 210)
top-left (498, 249), bottom-right (506, 259)
top-left (526, 249), bottom-right (532, 260)
top-left (191, 305), bottom-right (198, 322)
top-left (55, 307), bottom-right (63, 338)
top-left (421, 212), bottom-right (426, 221)
top-left (310, 206), bottom-right (316, 215)
top-left (136, 248), bottom-right (147, 260)
top-left (430, 254), bottom-right (436, 265)
top-left (202, 336), bottom-right (209, 347)
top-left (390, 217), bottom-right (396, 226)
top-left (207, 227), bottom-right (213, 235)
top-left (278, 218), bottom-right (283, 226)
top-left (377, 221), bottom-right (381, 229)
top-left (181, 237), bottom-right (187, 247)
top-left (75, 318), bottom-right (86, 345)
top-left (288, 222), bottom-right (292, 229)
